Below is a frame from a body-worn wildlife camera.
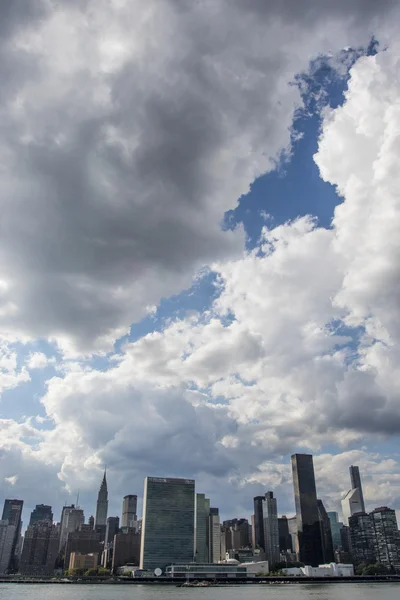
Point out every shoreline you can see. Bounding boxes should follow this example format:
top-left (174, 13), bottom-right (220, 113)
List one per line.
top-left (1, 575), bottom-right (400, 585)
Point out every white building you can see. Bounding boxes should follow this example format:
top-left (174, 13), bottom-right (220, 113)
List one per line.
top-left (283, 563), bottom-right (354, 577)
top-left (341, 488), bottom-right (363, 525)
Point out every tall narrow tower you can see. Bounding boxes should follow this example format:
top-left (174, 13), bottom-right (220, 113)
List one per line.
top-left (95, 471), bottom-right (108, 527)
top-left (349, 465), bottom-right (365, 513)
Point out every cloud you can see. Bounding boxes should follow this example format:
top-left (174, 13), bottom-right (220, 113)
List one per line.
top-left (1, 1), bottom-right (399, 355)
top-left (26, 352), bottom-right (51, 370)
top-left (0, 343), bottom-right (30, 395)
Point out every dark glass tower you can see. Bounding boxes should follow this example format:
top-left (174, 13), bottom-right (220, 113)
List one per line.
top-left (317, 499), bottom-right (334, 563)
top-left (349, 465), bottom-right (365, 513)
top-left (2, 499), bottom-right (23, 573)
top-left (291, 454), bottom-right (323, 566)
top-left (253, 496), bottom-right (265, 550)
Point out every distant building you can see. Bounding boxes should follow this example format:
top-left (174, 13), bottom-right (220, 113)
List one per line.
top-left (64, 528), bottom-right (102, 571)
top-left (1, 499), bottom-right (23, 573)
top-left (121, 495), bottom-right (137, 528)
top-left (253, 496), bottom-right (265, 550)
top-left (370, 507), bottom-right (400, 572)
top-left (59, 505), bottom-right (85, 551)
top-left (29, 505), bottom-right (53, 526)
top-left (165, 562), bottom-right (248, 579)
top-left (291, 454), bottom-right (323, 566)
top-left (278, 516), bottom-right (292, 552)
top-left (69, 552), bottom-right (98, 571)
top-left (140, 477), bottom-right (195, 571)
top-left (194, 494), bottom-right (210, 563)
top-left (287, 516), bottom-right (297, 554)
top-left (0, 520), bottom-right (16, 574)
top-left (95, 471), bottom-right (108, 528)
top-left (349, 466), bottom-right (365, 513)
top-left (105, 516), bottom-right (120, 546)
top-left (223, 518), bottom-right (250, 550)
top-left (348, 512), bottom-right (376, 565)
top-left (317, 500), bottom-right (334, 563)
top-left (112, 530), bottom-right (141, 571)
top-left (263, 492), bottom-right (279, 567)
top-left (327, 512), bottom-right (344, 549)
top-left (20, 522), bottom-right (59, 576)
top-left (341, 488), bottom-right (363, 526)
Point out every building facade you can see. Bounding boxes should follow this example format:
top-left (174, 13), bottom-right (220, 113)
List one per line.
top-left (112, 530), bottom-right (141, 571)
top-left (69, 551), bottom-right (98, 571)
top-left (317, 499), bottom-right (334, 563)
top-left (20, 522), bottom-right (60, 576)
top-left (327, 512), bottom-right (344, 549)
top-left (121, 495), bottom-right (137, 528)
top-left (29, 505), bottom-right (53, 526)
top-left (95, 471), bottom-right (108, 527)
top-left (140, 477), bottom-right (195, 571)
top-left (370, 507), bottom-right (400, 572)
top-left (194, 493), bottom-right (210, 563)
top-left (348, 512), bottom-right (376, 565)
top-left (278, 516), bottom-right (292, 552)
top-left (253, 496), bottom-right (265, 550)
top-left (291, 453), bottom-right (323, 566)
top-left (0, 520), bottom-right (16, 574)
top-left (105, 516), bottom-right (120, 546)
top-left (349, 466), bottom-right (365, 513)
top-left (1, 499), bottom-right (23, 572)
top-left (64, 528), bottom-right (102, 571)
top-left (59, 505), bottom-right (85, 551)
top-left (341, 488), bottom-right (363, 526)
top-left (262, 492), bottom-right (279, 567)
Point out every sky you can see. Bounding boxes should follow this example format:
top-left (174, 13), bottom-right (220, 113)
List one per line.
top-left (1, 0), bottom-right (400, 528)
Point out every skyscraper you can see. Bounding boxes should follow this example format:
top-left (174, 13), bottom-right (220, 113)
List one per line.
top-left (317, 499), bottom-right (334, 563)
top-left (349, 466), bottom-right (365, 513)
top-left (105, 516), bottom-right (120, 546)
top-left (253, 496), bottom-right (265, 550)
top-left (95, 470), bottom-right (108, 527)
top-left (327, 511), bottom-right (344, 549)
top-left (291, 453), bottom-right (323, 566)
top-left (1, 499), bottom-right (23, 573)
top-left (59, 505), bottom-right (84, 551)
top-left (278, 516), bottom-right (292, 552)
top-left (121, 495), bottom-right (137, 528)
top-left (140, 477), bottom-right (195, 571)
top-left (20, 521), bottom-right (60, 576)
top-left (209, 508), bottom-right (222, 563)
top-left (263, 492), bottom-right (280, 567)
top-left (341, 488), bottom-right (363, 525)
top-left (348, 512), bottom-right (376, 565)
top-left (194, 493), bottom-right (210, 563)
top-left (0, 520), bottom-right (16, 574)
top-left (370, 506), bottom-right (400, 572)
top-left (29, 505), bottom-right (53, 526)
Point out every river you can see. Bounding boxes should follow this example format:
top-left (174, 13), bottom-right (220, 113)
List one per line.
top-left (0, 583), bottom-right (399, 600)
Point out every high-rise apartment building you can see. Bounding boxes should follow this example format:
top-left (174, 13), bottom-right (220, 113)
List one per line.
top-left (263, 492), bottom-right (279, 567)
top-left (1, 499), bottom-right (23, 573)
top-left (194, 493), bottom-right (210, 563)
top-left (370, 506), bottom-right (400, 572)
top-left (121, 495), bottom-right (137, 528)
top-left (20, 522), bottom-right (60, 576)
top-left (291, 453), bottom-right (323, 566)
top-left (209, 508), bottom-right (221, 563)
top-left (348, 512), bottom-right (376, 565)
top-left (140, 477), bottom-right (195, 571)
top-left (317, 499), bottom-right (334, 563)
top-left (59, 505), bottom-right (84, 551)
top-left (253, 496), bottom-right (265, 550)
top-left (341, 488), bottom-right (363, 525)
top-left (0, 520), bottom-right (16, 574)
top-left (29, 505), bottom-right (53, 526)
top-left (95, 471), bottom-right (108, 527)
top-left (350, 466), bottom-right (365, 513)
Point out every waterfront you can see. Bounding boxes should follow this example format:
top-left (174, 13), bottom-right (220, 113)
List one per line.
top-left (0, 583), bottom-right (399, 600)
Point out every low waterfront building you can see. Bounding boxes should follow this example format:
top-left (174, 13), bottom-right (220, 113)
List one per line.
top-left (69, 552), bottom-right (98, 571)
top-left (165, 562), bottom-right (248, 579)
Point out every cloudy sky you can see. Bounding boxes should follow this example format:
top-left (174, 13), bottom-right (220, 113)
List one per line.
top-left (1, 0), bottom-right (400, 527)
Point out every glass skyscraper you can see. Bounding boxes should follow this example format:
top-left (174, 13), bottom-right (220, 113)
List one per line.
top-left (291, 453), bottom-right (323, 566)
top-left (194, 493), bottom-right (210, 563)
top-left (1, 499), bottom-right (23, 573)
top-left (140, 477), bottom-right (195, 571)
top-left (263, 491), bottom-right (280, 567)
